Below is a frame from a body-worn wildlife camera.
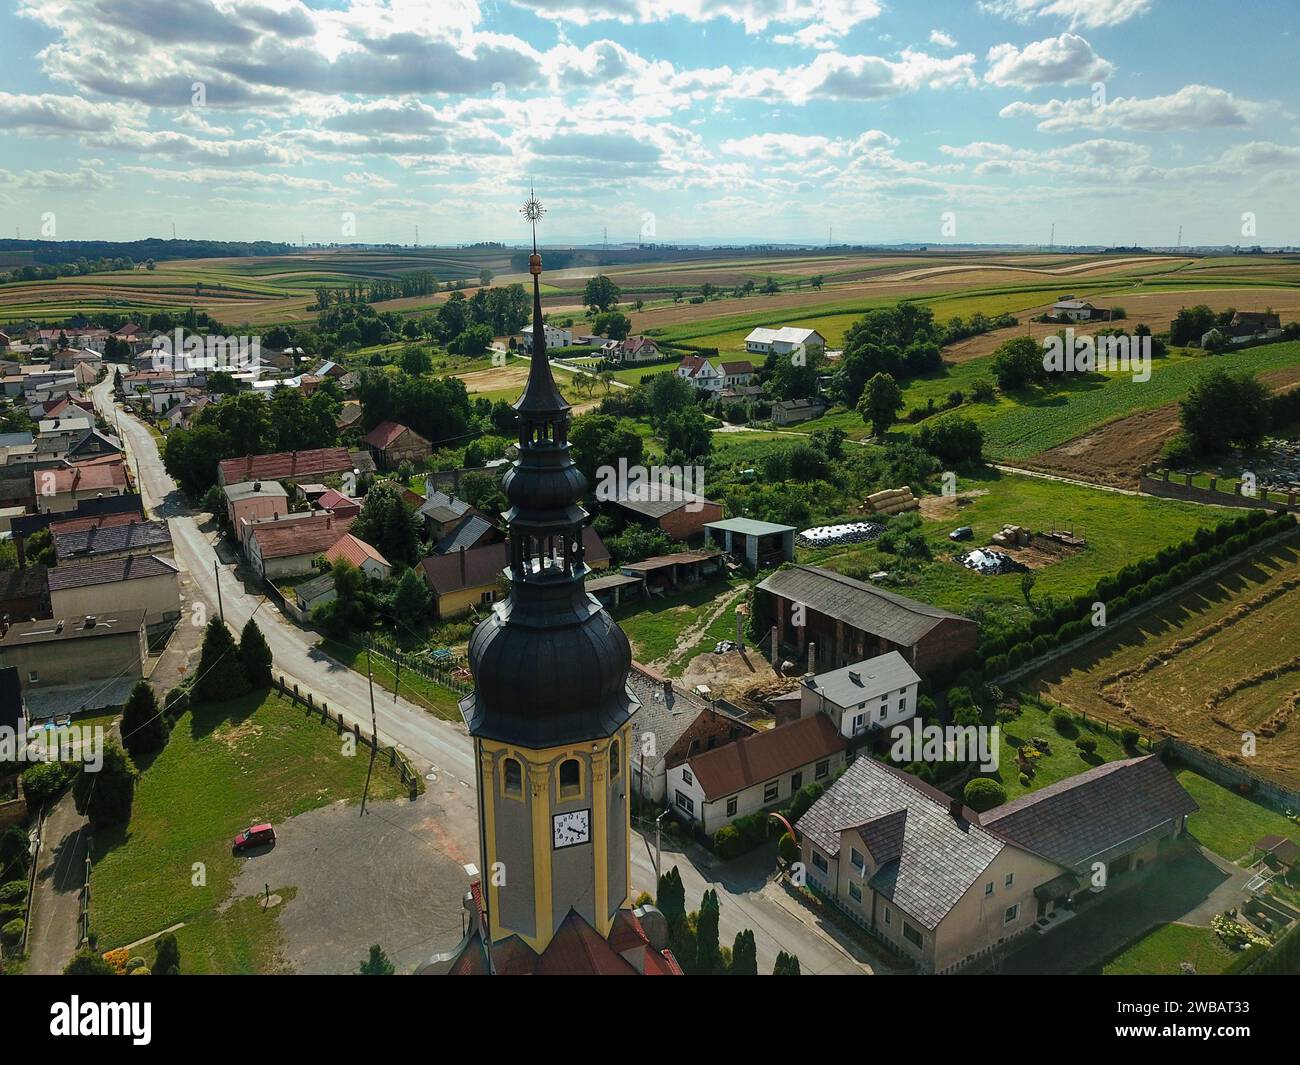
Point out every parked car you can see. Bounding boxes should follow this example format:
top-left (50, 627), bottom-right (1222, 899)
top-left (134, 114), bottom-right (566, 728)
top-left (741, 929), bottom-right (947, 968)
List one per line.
top-left (233, 823), bottom-right (276, 852)
top-left (949, 526), bottom-right (973, 541)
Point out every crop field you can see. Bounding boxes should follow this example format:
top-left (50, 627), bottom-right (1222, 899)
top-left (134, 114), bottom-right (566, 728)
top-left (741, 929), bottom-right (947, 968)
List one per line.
top-left (1027, 538), bottom-right (1300, 792)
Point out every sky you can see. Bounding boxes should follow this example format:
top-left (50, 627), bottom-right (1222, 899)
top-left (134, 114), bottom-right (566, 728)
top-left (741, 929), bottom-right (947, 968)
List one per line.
top-left (0, 0), bottom-right (1297, 248)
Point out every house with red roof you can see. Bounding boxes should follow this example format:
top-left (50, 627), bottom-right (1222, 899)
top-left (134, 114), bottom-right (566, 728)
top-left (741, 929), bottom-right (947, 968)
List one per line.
top-left (364, 420), bottom-right (432, 470)
top-left (246, 512), bottom-right (351, 580)
top-left (324, 533), bottom-right (391, 581)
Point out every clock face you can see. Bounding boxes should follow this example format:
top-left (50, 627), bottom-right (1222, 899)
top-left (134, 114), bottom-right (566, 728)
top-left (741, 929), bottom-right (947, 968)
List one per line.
top-left (553, 808), bottom-right (591, 849)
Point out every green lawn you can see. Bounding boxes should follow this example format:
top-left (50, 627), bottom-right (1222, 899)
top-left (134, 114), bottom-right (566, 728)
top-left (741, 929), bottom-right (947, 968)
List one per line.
top-left (611, 577), bottom-right (743, 664)
top-left (90, 688), bottom-right (404, 953)
top-left (318, 638), bottom-right (465, 721)
top-left (170, 887), bottom-right (299, 975)
top-left (1101, 922), bottom-right (1237, 975)
top-left (667, 583), bottom-right (751, 678)
top-left (803, 468), bottom-right (1229, 630)
top-left (990, 701), bottom-right (1131, 801)
top-left (1177, 769), bottom-right (1300, 863)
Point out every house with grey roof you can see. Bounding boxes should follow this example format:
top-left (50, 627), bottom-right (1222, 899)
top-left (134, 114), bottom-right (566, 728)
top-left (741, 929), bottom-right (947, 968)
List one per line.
top-left (757, 564), bottom-right (978, 675)
top-left (799, 650), bottom-right (921, 739)
top-left (53, 517), bottom-right (172, 564)
top-left (704, 516), bottom-right (794, 572)
top-left (796, 754), bottom-right (1196, 973)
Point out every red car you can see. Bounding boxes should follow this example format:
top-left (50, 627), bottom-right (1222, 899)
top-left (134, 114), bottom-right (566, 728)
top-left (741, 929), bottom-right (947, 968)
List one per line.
top-left (232, 823), bottom-right (275, 852)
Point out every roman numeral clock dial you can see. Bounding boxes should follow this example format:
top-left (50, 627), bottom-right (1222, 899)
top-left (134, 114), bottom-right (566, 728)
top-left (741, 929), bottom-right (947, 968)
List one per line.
top-left (552, 809), bottom-right (590, 849)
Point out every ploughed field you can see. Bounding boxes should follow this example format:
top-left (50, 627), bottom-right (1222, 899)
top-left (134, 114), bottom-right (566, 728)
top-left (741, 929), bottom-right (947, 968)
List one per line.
top-left (1027, 540), bottom-right (1300, 790)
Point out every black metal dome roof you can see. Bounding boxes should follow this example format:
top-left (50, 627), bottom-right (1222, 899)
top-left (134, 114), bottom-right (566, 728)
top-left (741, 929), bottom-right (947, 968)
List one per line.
top-left (464, 246), bottom-right (636, 747)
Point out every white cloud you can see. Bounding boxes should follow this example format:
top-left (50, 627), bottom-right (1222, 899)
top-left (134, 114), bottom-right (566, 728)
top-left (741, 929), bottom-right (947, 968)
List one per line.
top-left (981, 0), bottom-right (1153, 30)
top-left (0, 91), bottom-right (140, 134)
top-left (929, 29), bottom-right (956, 48)
top-left (985, 33), bottom-right (1113, 88)
top-left (1001, 84), bottom-right (1263, 132)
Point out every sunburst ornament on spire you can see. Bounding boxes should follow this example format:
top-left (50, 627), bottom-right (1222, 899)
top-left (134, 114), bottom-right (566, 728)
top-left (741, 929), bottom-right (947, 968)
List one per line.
top-left (521, 187), bottom-right (545, 252)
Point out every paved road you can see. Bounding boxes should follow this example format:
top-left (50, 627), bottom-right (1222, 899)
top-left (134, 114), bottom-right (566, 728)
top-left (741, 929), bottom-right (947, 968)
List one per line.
top-left (24, 793), bottom-right (90, 975)
top-left (93, 373), bottom-right (862, 973)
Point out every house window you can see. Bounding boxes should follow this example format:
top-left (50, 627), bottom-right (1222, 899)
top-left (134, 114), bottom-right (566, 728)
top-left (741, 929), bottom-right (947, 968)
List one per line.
top-left (503, 757), bottom-right (522, 797)
top-left (675, 790), bottom-right (694, 815)
top-left (27, 670), bottom-right (38, 683)
top-left (848, 882), bottom-right (862, 903)
top-left (850, 848), bottom-right (865, 873)
top-left (682, 768), bottom-right (693, 786)
top-left (790, 771), bottom-right (802, 792)
top-left (985, 882), bottom-right (994, 896)
top-left (884, 907), bottom-right (892, 926)
top-left (1004, 872), bottom-right (1014, 888)
top-left (763, 780), bottom-right (779, 803)
top-left (815, 759), bottom-right (829, 780)
top-left (879, 705), bottom-right (887, 719)
top-left (903, 922), bottom-right (923, 949)
top-left (853, 713), bottom-right (865, 732)
top-left (559, 758), bottom-right (581, 799)
top-left (480, 591), bottom-right (494, 604)
top-left (726, 796), bottom-right (737, 817)
top-left (609, 739), bottom-right (621, 778)
top-left (1004, 904), bottom-right (1020, 926)
top-left (811, 851), bottom-right (829, 874)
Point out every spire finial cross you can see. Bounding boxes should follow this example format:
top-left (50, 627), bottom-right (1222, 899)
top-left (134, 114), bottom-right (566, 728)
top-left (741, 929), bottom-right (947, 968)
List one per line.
top-left (521, 187), bottom-right (545, 253)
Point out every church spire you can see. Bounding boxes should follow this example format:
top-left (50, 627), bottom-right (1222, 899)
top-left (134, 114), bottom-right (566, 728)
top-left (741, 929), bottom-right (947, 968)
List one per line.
top-left (516, 187), bottom-right (566, 415)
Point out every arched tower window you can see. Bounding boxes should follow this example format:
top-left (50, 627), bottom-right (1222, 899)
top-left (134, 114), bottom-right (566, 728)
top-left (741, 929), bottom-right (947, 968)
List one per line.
top-left (559, 758), bottom-right (581, 799)
top-left (503, 757), bottom-right (522, 797)
top-left (610, 739), bottom-right (621, 778)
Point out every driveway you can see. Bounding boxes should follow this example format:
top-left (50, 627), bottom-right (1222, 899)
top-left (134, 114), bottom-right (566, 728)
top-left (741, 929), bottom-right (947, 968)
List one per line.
top-left (24, 793), bottom-right (90, 975)
top-left (999, 846), bottom-right (1248, 975)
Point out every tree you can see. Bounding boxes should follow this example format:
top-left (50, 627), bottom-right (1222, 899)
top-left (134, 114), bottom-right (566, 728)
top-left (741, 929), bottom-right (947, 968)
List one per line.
top-left (152, 932), bottom-right (181, 975)
top-left (400, 344), bottom-right (431, 376)
top-left (64, 948), bottom-right (115, 975)
top-left (120, 681), bottom-right (169, 759)
top-left (1170, 304), bottom-right (1217, 346)
top-left (661, 406), bottom-right (712, 461)
top-left (991, 335), bottom-right (1047, 392)
top-left (833, 302), bottom-right (943, 404)
top-left (648, 371), bottom-right (694, 425)
top-left (72, 741), bottom-right (138, 828)
top-left (352, 480), bottom-right (422, 565)
top-left (479, 268), bottom-right (495, 287)
top-left (192, 618), bottom-right (246, 703)
top-left (359, 943), bottom-right (395, 974)
top-left (729, 929), bottom-right (758, 975)
top-left (916, 414), bottom-right (983, 465)
top-left (773, 950), bottom-right (801, 975)
top-left (695, 889), bottom-right (721, 974)
top-left (0, 826), bottom-right (29, 882)
top-left (239, 618), bottom-right (274, 689)
top-left (390, 567), bottom-right (431, 621)
top-left (583, 275), bottom-right (621, 313)
top-left (963, 777), bottom-right (1006, 813)
top-left (1180, 367), bottom-right (1270, 457)
top-left (859, 372), bottom-right (904, 438)
top-left (656, 866), bottom-right (686, 923)
top-left (593, 310), bottom-right (631, 340)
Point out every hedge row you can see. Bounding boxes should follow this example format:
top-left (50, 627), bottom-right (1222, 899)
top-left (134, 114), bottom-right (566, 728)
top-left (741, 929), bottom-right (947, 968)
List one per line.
top-left (977, 511), bottom-right (1293, 680)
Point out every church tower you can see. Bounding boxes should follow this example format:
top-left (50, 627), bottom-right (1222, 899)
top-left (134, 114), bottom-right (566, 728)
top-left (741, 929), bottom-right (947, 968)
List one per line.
top-left (463, 192), bottom-right (639, 957)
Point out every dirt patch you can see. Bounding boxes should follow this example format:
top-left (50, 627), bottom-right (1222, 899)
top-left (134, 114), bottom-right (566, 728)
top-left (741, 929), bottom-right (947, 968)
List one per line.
top-left (918, 488), bottom-right (988, 520)
top-left (217, 718), bottom-right (264, 748)
top-left (994, 532), bottom-right (1085, 570)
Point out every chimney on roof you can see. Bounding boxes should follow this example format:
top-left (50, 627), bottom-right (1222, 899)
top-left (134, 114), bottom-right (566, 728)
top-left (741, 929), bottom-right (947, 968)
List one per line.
top-left (55, 620), bottom-right (64, 634)
top-left (459, 544), bottom-right (466, 584)
top-left (83, 615), bottom-right (96, 629)
top-left (948, 797), bottom-right (964, 820)
top-left (253, 480), bottom-right (261, 492)
top-left (807, 642), bottom-right (815, 675)
top-left (849, 669), bottom-right (861, 684)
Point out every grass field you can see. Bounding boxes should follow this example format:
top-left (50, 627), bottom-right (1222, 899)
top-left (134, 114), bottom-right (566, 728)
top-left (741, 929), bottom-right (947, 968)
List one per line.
top-left (1029, 538), bottom-right (1300, 792)
top-left (990, 701), bottom-right (1130, 802)
top-left (610, 577), bottom-right (742, 665)
top-left (1176, 768), bottom-right (1300, 862)
top-left (318, 638), bottom-right (464, 721)
top-left (802, 468), bottom-right (1229, 628)
top-left (89, 688), bottom-right (404, 955)
top-left (1100, 922), bottom-right (1237, 975)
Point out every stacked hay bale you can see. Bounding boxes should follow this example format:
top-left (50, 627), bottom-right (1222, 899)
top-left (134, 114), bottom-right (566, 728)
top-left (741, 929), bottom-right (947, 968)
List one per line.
top-left (863, 486), bottom-right (918, 516)
top-left (990, 523), bottom-right (1031, 546)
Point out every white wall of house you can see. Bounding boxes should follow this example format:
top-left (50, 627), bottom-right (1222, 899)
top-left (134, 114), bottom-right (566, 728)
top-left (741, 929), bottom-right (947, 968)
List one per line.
top-left (667, 749), bottom-right (843, 834)
top-left (803, 680), bottom-right (919, 738)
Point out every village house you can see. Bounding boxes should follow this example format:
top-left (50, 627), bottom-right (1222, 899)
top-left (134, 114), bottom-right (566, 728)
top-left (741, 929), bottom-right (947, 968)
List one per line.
top-left (614, 336), bottom-right (661, 363)
top-left (47, 554), bottom-right (180, 637)
top-left (1050, 298), bottom-right (1105, 322)
top-left (0, 610), bottom-right (148, 711)
top-left (364, 420), bottom-right (433, 470)
top-left (719, 360), bottom-right (756, 388)
top-left (704, 516), bottom-right (795, 572)
top-left (33, 460), bottom-right (129, 514)
top-left (744, 326), bottom-right (826, 359)
top-left (626, 662), bottom-right (757, 805)
top-left (676, 355), bottom-right (723, 392)
top-left (417, 489), bottom-right (474, 539)
top-left (799, 651), bottom-right (921, 739)
top-left (224, 480), bottom-right (290, 544)
top-left (610, 482), bottom-right (723, 543)
top-left (1204, 310), bottom-right (1284, 346)
top-left (756, 564), bottom-right (979, 676)
top-left (770, 396), bottom-right (827, 425)
top-left (315, 487), bottom-right (362, 520)
top-left (324, 533), bottom-right (392, 581)
top-left (217, 447), bottom-right (355, 488)
top-left (246, 512), bottom-right (351, 579)
top-left (0, 565), bottom-right (51, 622)
top-left (517, 324), bottom-right (572, 352)
top-left (799, 755), bottom-right (1197, 973)
top-left (667, 713), bottom-right (847, 834)
top-left (432, 511), bottom-right (497, 555)
top-left (53, 517), bottom-right (172, 564)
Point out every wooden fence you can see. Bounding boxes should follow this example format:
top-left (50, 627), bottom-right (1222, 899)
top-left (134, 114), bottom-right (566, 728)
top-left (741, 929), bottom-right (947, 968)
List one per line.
top-left (275, 675), bottom-right (421, 799)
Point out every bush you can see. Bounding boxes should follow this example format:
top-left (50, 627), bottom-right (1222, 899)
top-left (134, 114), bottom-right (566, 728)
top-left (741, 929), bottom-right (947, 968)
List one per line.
top-left (1, 917), bottom-right (23, 951)
top-left (787, 782), bottom-right (824, 823)
top-left (164, 686), bottom-right (191, 722)
top-left (1121, 727), bottom-right (1140, 749)
top-left (963, 777), bottom-right (1007, 813)
top-left (1075, 734), bottom-right (1098, 754)
top-left (0, 881), bottom-right (27, 906)
top-left (1048, 708), bottom-right (1072, 733)
top-left (22, 760), bottom-right (71, 808)
top-left (713, 825), bottom-right (743, 861)
top-left (777, 832), bottom-right (799, 863)
top-left (1018, 773), bottom-right (1031, 788)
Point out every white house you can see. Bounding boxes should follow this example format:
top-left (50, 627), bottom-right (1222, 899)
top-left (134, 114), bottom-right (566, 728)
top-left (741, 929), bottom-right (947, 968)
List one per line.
top-left (677, 355), bottom-right (724, 392)
top-left (518, 324), bottom-right (571, 352)
top-left (718, 360), bottom-right (756, 389)
top-left (666, 714), bottom-right (846, 834)
top-left (800, 651), bottom-right (921, 739)
top-left (744, 326), bottom-right (826, 359)
top-left (616, 336), bottom-right (661, 363)
top-left (1051, 298), bottom-right (1102, 322)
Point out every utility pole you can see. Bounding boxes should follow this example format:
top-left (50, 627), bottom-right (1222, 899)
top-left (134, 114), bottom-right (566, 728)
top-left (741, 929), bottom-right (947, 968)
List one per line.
top-left (654, 809), bottom-right (668, 881)
top-left (360, 635), bottom-right (379, 815)
top-left (213, 560), bottom-right (224, 622)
